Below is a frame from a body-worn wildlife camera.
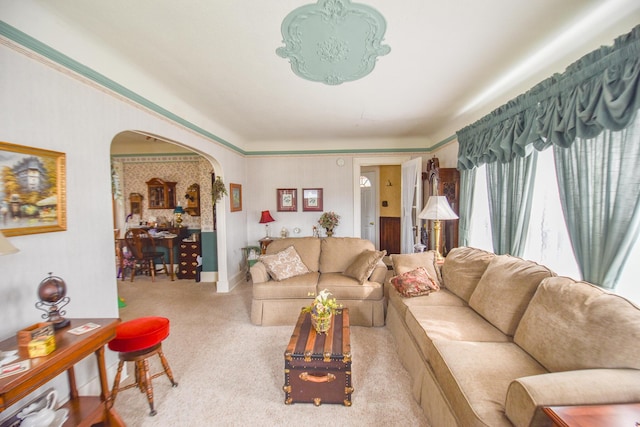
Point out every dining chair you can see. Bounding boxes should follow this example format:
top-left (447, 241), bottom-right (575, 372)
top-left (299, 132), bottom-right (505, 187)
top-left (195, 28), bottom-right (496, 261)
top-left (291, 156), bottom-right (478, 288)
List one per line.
top-left (124, 228), bottom-right (168, 282)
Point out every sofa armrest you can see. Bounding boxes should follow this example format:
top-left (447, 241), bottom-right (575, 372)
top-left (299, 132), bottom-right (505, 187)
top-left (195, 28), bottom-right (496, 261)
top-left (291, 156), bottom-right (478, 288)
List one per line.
top-left (250, 262), bottom-right (271, 284)
top-left (505, 368), bottom-right (640, 427)
top-left (369, 261), bottom-right (387, 284)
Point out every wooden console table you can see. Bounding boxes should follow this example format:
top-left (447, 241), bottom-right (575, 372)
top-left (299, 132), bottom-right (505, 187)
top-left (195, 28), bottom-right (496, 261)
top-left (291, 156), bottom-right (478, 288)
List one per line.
top-left (0, 318), bottom-right (124, 426)
top-left (543, 403), bottom-right (640, 426)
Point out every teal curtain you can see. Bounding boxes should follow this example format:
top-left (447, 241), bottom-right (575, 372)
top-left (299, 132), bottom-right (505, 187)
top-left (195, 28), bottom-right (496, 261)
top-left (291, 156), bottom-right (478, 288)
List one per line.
top-left (454, 25), bottom-right (640, 289)
top-left (554, 115), bottom-right (640, 289)
top-left (458, 168), bottom-right (476, 247)
top-left (486, 152), bottom-right (538, 256)
top-left (456, 25), bottom-right (640, 169)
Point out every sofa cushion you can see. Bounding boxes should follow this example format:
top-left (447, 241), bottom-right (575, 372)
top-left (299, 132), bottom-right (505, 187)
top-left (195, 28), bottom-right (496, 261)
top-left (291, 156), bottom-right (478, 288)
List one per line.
top-left (265, 237), bottom-right (321, 272)
top-left (405, 305), bottom-right (509, 364)
top-left (318, 272), bottom-right (383, 300)
top-left (387, 285), bottom-right (465, 318)
top-left (252, 272), bottom-right (319, 300)
top-left (390, 251), bottom-right (441, 287)
top-left (514, 276), bottom-right (640, 372)
top-left (319, 237), bottom-right (375, 273)
top-left (343, 249), bottom-right (386, 284)
top-left (391, 267), bottom-right (440, 298)
top-left (430, 340), bottom-right (547, 427)
top-left (441, 247), bottom-right (495, 302)
top-left (259, 246), bottom-right (309, 281)
top-left (469, 255), bottom-right (555, 336)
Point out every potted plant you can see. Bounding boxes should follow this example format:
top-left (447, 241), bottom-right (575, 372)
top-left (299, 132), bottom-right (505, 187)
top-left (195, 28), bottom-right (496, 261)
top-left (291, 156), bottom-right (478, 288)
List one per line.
top-left (302, 289), bottom-right (341, 333)
top-left (211, 176), bottom-right (227, 204)
top-left (318, 211), bottom-right (340, 237)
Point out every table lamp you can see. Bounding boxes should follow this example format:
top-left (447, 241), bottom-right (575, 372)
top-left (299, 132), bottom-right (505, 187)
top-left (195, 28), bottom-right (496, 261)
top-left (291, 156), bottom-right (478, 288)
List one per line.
top-left (259, 210), bottom-right (275, 238)
top-left (0, 231), bottom-right (19, 255)
top-left (418, 196), bottom-right (458, 261)
top-left (173, 205), bottom-right (185, 227)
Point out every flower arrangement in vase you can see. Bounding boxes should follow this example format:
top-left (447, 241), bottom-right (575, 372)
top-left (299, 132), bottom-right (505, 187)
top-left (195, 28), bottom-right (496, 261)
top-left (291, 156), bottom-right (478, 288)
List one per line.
top-left (302, 289), bottom-right (341, 333)
top-left (318, 211), bottom-right (340, 237)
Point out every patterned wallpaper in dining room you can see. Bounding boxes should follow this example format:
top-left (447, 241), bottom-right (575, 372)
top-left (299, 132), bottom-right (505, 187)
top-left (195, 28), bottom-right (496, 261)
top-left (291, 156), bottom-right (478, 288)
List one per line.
top-left (117, 155), bottom-right (214, 230)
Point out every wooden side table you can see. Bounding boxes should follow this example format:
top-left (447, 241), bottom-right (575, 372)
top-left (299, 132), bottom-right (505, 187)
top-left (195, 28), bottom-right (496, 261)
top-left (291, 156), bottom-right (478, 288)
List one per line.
top-left (0, 318), bottom-right (124, 426)
top-left (543, 403), bottom-right (640, 426)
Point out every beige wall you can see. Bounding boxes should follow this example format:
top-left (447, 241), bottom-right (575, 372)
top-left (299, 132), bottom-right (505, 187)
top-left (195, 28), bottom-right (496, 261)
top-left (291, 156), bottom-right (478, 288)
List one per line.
top-left (379, 165), bottom-right (401, 217)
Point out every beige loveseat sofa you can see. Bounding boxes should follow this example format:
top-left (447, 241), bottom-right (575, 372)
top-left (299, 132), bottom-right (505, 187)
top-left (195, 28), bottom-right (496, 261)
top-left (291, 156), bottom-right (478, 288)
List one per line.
top-left (386, 246), bottom-right (640, 427)
top-left (250, 237), bottom-right (387, 327)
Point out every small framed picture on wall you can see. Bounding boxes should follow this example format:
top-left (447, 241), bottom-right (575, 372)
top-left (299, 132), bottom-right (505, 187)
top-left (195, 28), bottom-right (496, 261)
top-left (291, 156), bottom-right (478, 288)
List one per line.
top-left (277, 188), bottom-right (297, 212)
top-left (302, 188), bottom-right (323, 212)
top-left (230, 183), bottom-right (242, 212)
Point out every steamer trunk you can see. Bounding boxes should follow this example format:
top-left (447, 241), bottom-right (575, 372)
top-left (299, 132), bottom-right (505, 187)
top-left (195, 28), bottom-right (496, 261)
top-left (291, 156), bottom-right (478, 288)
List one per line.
top-left (283, 309), bottom-right (353, 406)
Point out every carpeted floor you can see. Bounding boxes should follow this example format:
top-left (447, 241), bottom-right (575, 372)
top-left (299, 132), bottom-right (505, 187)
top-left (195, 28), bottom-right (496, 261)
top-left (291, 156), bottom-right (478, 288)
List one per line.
top-left (114, 275), bottom-right (429, 426)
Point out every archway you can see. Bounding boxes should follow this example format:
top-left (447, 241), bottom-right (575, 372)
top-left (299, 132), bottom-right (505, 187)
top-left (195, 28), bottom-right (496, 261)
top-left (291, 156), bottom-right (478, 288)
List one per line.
top-left (110, 130), bottom-right (226, 289)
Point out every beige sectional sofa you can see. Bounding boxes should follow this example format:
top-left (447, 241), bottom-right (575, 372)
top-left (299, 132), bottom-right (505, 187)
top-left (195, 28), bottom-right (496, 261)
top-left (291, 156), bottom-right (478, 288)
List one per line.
top-left (386, 246), bottom-right (640, 427)
top-left (250, 237), bottom-right (387, 327)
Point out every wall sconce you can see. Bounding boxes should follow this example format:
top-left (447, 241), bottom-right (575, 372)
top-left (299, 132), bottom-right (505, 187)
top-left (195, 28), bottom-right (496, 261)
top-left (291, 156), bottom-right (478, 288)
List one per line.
top-left (0, 231), bottom-right (19, 255)
top-left (386, 180), bottom-right (392, 186)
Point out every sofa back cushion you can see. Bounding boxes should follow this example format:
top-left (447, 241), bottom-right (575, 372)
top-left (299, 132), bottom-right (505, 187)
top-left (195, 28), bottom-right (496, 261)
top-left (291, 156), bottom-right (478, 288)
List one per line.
top-left (469, 255), bottom-right (555, 336)
top-left (390, 251), bottom-right (441, 287)
top-left (514, 276), bottom-right (640, 372)
top-left (441, 247), bottom-right (495, 302)
top-left (319, 237), bottom-right (375, 273)
top-left (266, 237), bottom-right (321, 272)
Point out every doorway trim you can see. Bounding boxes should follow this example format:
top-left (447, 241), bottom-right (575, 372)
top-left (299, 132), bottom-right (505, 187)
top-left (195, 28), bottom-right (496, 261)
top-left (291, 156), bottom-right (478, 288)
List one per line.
top-left (353, 156), bottom-right (411, 238)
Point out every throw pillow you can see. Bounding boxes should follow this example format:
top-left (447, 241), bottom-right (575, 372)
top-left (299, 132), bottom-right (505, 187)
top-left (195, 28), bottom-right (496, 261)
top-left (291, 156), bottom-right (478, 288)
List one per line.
top-left (391, 267), bottom-right (440, 298)
top-left (259, 246), bottom-right (310, 281)
top-left (343, 250), bottom-right (387, 284)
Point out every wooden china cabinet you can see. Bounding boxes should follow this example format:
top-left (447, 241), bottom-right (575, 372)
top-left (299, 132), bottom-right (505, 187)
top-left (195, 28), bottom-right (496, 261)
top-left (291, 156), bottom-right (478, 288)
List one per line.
top-left (438, 168), bottom-right (460, 255)
top-left (146, 178), bottom-right (177, 210)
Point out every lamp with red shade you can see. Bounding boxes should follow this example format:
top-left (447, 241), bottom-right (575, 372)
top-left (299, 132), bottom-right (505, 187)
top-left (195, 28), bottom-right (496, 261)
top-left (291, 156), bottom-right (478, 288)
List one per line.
top-left (259, 210), bottom-right (275, 238)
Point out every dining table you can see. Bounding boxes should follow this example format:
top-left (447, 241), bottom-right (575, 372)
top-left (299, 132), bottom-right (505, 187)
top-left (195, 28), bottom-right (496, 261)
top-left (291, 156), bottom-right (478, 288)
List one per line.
top-left (117, 234), bottom-right (179, 281)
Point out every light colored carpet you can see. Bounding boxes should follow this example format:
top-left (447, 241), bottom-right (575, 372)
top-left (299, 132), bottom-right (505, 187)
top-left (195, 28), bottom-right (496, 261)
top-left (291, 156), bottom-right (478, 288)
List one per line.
top-left (114, 276), bottom-right (429, 426)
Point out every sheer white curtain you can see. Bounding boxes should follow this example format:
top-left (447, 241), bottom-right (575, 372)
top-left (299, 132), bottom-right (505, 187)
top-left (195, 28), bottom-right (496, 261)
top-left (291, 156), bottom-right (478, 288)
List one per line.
top-left (401, 159), bottom-right (419, 254)
top-left (469, 153), bottom-right (580, 278)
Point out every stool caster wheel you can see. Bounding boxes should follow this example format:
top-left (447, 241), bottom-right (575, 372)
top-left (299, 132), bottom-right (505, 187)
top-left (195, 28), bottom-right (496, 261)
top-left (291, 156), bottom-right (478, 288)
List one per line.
top-left (172, 382), bottom-right (179, 388)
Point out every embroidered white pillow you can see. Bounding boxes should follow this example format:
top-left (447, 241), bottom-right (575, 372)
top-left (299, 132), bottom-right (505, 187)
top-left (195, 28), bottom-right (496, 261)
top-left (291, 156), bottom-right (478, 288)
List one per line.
top-left (259, 246), bottom-right (310, 281)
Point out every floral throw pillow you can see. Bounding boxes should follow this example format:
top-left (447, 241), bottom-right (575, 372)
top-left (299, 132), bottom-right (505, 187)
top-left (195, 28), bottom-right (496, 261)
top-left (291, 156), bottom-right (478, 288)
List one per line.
top-left (259, 246), bottom-right (310, 281)
top-left (391, 267), bottom-right (440, 298)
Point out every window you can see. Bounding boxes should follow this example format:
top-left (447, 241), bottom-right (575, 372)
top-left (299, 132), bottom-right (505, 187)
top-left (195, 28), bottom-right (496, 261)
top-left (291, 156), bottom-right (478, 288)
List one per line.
top-left (468, 149), bottom-right (639, 304)
top-left (359, 176), bottom-right (371, 188)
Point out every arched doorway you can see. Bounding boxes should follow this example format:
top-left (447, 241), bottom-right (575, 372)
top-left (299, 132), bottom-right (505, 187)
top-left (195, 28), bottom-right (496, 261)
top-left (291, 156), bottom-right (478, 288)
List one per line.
top-left (110, 130), bottom-right (225, 288)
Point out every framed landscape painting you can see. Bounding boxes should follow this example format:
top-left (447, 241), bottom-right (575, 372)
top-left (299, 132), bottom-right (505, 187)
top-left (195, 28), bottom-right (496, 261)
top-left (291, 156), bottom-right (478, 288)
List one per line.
top-left (0, 141), bottom-right (67, 236)
top-left (277, 188), bottom-right (297, 212)
top-left (230, 183), bottom-right (242, 212)
top-left (302, 188), bottom-right (323, 212)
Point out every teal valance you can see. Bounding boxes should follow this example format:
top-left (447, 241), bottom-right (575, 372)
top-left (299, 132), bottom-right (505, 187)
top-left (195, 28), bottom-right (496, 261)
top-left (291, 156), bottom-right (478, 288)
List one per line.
top-left (456, 25), bottom-right (640, 170)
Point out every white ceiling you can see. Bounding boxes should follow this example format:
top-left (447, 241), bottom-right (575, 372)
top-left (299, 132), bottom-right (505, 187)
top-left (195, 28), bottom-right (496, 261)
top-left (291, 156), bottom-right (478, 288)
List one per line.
top-left (3, 0), bottom-right (640, 152)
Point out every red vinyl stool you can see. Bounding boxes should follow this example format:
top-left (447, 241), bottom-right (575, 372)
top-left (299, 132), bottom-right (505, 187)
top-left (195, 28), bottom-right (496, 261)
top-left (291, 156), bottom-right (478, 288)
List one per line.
top-left (108, 317), bottom-right (178, 416)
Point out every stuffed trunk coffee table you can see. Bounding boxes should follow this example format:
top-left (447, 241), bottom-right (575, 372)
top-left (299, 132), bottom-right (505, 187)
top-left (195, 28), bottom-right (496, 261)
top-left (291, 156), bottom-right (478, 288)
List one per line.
top-left (283, 308), bottom-right (353, 406)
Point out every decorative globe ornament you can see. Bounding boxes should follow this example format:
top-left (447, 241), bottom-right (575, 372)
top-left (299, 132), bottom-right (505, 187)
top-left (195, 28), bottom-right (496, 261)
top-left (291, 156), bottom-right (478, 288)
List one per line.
top-left (35, 272), bottom-right (71, 329)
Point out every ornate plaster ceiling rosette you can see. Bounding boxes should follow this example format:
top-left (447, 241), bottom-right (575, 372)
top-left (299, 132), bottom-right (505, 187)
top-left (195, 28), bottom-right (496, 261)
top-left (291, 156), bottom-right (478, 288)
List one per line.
top-left (276, 0), bottom-right (391, 85)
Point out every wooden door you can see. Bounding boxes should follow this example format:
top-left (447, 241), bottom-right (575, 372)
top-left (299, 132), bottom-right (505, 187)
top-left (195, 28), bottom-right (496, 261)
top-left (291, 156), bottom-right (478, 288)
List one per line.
top-left (380, 217), bottom-right (401, 255)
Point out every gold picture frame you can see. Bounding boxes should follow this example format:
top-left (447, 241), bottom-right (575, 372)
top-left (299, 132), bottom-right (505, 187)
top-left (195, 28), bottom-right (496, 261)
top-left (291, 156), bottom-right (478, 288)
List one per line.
top-left (0, 141), bottom-right (67, 236)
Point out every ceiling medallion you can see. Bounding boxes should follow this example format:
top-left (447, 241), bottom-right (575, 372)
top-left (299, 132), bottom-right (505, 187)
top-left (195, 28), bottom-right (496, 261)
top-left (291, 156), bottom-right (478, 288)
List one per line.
top-left (276, 0), bottom-right (391, 85)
